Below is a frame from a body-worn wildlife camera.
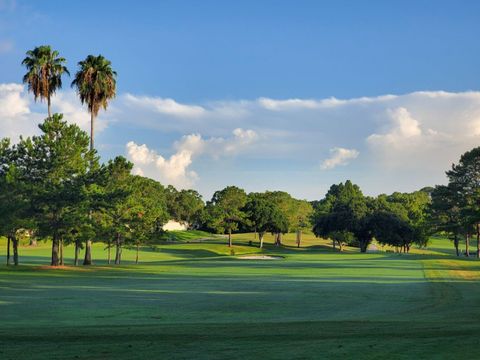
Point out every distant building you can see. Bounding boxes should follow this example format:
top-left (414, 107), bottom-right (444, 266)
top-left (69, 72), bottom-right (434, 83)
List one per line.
top-left (162, 220), bottom-right (189, 231)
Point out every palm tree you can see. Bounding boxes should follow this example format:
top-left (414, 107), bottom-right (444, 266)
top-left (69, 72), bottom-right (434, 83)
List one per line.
top-left (22, 45), bottom-right (69, 118)
top-left (72, 55), bottom-right (117, 265)
top-left (71, 55), bottom-right (117, 152)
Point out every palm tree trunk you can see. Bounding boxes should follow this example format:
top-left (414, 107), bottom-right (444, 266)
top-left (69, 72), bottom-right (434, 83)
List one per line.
top-left (6, 235), bottom-right (10, 266)
top-left (90, 112), bottom-right (95, 151)
top-left (47, 95), bottom-right (52, 118)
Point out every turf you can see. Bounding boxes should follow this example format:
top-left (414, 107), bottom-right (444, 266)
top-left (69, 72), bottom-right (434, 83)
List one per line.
top-left (1, 233), bottom-right (479, 359)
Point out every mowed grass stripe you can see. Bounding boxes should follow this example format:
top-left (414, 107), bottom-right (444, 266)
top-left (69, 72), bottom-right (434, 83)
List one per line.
top-left (1, 235), bottom-right (480, 359)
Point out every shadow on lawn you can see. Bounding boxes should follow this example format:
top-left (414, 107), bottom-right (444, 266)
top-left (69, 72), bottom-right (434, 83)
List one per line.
top-left (148, 247), bottom-right (222, 258)
top-left (1, 242), bottom-right (477, 271)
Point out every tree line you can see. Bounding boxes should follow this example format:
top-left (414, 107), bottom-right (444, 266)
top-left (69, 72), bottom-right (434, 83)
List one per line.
top-left (0, 115), bottom-right (316, 265)
top-left (312, 146), bottom-right (480, 258)
top-left (1, 44), bottom-right (478, 266)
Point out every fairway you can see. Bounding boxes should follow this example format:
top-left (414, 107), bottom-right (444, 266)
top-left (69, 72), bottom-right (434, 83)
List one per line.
top-left (1, 235), bottom-right (480, 359)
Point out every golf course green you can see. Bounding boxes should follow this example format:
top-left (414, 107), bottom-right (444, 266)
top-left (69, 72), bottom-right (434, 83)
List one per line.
top-left (0, 233), bottom-right (479, 359)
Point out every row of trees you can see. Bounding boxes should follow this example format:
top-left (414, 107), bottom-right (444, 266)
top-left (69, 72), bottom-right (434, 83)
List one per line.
top-left (3, 113), bottom-right (479, 264)
top-left (311, 181), bottom-right (431, 253)
top-left (2, 44), bottom-right (479, 265)
top-left (0, 119), bottom-right (314, 266)
top-left (201, 187), bottom-right (313, 248)
top-left (0, 115), bottom-right (169, 266)
top-left (311, 146), bottom-right (480, 257)
top-left (7, 124), bottom-right (480, 266)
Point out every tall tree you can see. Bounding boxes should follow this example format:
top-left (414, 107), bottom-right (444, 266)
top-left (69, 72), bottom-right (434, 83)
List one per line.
top-left (22, 45), bottom-right (69, 117)
top-left (165, 185), bottom-right (204, 228)
top-left (367, 211), bottom-right (415, 251)
top-left (446, 147), bottom-right (480, 257)
top-left (0, 139), bottom-right (34, 265)
top-left (291, 199), bottom-right (313, 247)
top-left (244, 194), bottom-right (288, 248)
top-left (204, 186), bottom-right (247, 247)
top-left (23, 114), bottom-right (96, 266)
top-left (71, 54), bottom-right (117, 151)
top-left (125, 176), bottom-right (169, 264)
top-left (312, 181), bottom-right (369, 251)
top-left (372, 190), bottom-right (431, 250)
top-left (95, 157), bottom-right (134, 265)
top-left (71, 54), bottom-right (117, 264)
top-left (430, 184), bottom-right (463, 256)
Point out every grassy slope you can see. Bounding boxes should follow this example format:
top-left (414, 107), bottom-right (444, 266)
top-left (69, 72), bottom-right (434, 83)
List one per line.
top-left (1, 233), bottom-right (480, 359)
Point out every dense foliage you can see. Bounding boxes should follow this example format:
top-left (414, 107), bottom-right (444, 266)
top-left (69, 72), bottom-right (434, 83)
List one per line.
top-left (2, 44), bottom-right (480, 265)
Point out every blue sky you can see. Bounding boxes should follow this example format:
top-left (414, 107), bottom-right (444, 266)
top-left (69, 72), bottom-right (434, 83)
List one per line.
top-left (1, 0), bottom-right (480, 200)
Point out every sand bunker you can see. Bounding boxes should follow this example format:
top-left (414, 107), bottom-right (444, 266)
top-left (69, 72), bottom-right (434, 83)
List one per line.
top-left (237, 255), bottom-right (283, 260)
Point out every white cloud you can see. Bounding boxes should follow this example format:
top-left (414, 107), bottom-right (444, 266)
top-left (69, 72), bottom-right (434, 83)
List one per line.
top-left (0, 83), bottom-right (29, 117)
top-left (258, 97), bottom-right (319, 110)
top-left (126, 141), bottom-right (198, 189)
top-left (321, 147), bottom-right (359, 170)
top-left (257, 94), bottom-right (397, 111)
top-left (4, 82), bottom-right (480, 198)
top-left (124, 94), bottom-right (206, 118)
top-left (367, 107), bottom-right (422, 146)
top-left (51, 91), bottom-right (110, 133)
top-left (0, 83), bottom-right (39, 139)
top-left (126, 128), bottom-right (258, 188)
top-left (0, 84), bottom-right (111, 142)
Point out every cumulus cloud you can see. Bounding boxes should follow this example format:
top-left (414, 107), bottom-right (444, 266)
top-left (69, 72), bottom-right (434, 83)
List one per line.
top-left (0, 83), bottom-right (29, 117)
top-left (126, 140), bottom-right (199, 188)
top-left (0, 83), bottom-right (111, 141)
top-left (321, 147), bottom-right (359, 170)
top-left (4, 81), bottom-right (480, 198)
top-left (126, 128), bottom-right (258, 188)
top-left (0, 83), bottom-right (40, 139)
top-left (367, 107), bottom-right (422, 146)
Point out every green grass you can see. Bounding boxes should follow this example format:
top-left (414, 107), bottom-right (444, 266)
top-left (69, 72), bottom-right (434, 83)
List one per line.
top-left (1, 232), bottom-right (480, 359)
top-left (158, 229), bottom-right (220, 242)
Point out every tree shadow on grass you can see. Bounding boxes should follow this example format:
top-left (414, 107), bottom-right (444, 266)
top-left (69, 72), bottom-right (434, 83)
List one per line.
top-left (149, 248), bottom-right (223, 259)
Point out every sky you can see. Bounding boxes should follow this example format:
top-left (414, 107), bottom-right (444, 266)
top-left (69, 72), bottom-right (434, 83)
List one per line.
top-left (1, 0), bottom-right (480, 200)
